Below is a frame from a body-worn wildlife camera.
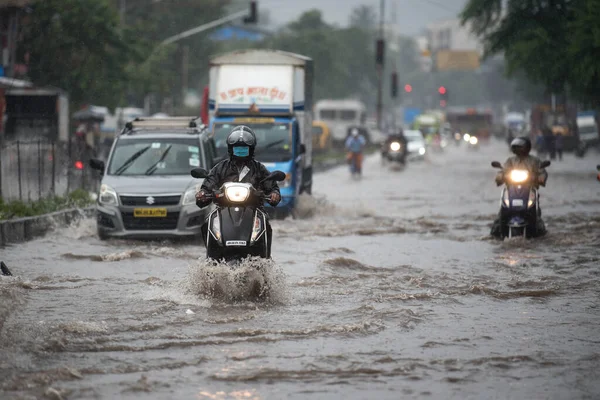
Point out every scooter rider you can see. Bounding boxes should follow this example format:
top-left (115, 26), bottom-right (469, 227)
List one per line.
top-left (491, 137), bottom-right (548, 237)
top-left (195, 126), bottom-right (281, 252)
top-left (381, 128), bottom-right (408, 159)
top-left (345, 128), bottom-right (367, 175)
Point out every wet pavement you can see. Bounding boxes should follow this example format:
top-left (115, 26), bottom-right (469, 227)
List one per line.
top-left (1, 139), bottom-right (599, 399)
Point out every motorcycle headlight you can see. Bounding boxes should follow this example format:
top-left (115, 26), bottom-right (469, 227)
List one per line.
top-left (182, 185), bottom-right (200, 205)
top-left (469, 136), bottom-right (478, 145)
top-left (510, 170), bottom-right (529, 183)
top-left (279, 173), bottom-right (292, 188)
top-left (463, 133), bottom-right (471, 141)
top-left (99, 184), bottom-right (118, 205)
top-left (390, 142), bottom-right (401, 151)
top-left (225, 185), bottom-right (250, 203)
top-left (250, 215), bottom-right (264, 243)
top-left (210, 214), bottom-right (221, 241)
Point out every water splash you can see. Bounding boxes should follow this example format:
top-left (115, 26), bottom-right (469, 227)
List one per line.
top-left (184, 257), bottom-right (288, 303)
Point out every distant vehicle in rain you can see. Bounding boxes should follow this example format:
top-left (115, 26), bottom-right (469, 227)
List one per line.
top-left (314, 99), bottom-right (368, 146)
top-left (445, 107), bottom-right (493, 142)
top-left (403, 130), bottom-right (427, 161)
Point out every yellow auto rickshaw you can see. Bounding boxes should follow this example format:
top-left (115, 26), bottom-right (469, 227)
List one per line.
top-left (312, 120), bottom-right (332, 152)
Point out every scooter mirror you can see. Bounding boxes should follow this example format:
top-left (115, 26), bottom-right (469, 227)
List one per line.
top-left (264, 171), bottom-right (286, 182)
top-left (540, 160), bottom-right (551, 168)
top-left (191, 168), bottom-right (209, 179)
top-left (491, 161), bottom-right (502, 169)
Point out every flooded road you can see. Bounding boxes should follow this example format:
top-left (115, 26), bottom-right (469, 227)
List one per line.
top-left (1, 140), bottom-right (600, 399)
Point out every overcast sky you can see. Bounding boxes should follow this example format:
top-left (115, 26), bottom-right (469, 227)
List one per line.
top-left (257, 0), bottom-right (468, 35)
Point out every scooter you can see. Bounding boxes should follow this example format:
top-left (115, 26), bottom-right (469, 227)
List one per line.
top-left (347, 152), bottom-right (362, 178)
top-left (491, 160), bottom-right (551, 238)
top-left (381, 140), bottom-right (406, 165)
top-left (191, 168), bottom-right (286, 262)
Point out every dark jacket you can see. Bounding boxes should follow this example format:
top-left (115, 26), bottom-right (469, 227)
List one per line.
top-left (198, 158), bottom-right (281, 208)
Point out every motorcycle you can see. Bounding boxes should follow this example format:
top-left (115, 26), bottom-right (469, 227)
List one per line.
top-left (467, 135), bottom-right (480, 150)
top-left (491, 160), bottom-right (551, 238)
top-left (191, 168), bottom-right (286, 262)
top-left (381, 140), bottom-right (406, 165)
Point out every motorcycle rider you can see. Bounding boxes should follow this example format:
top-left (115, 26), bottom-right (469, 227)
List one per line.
top-left (491, 136), bottom-right (548, 238)
top-left (345, 128), bottom-right (367, 175)
top-left (381, 128), bottom-right (408, 161)
top-left (195, 125), bottom-right (281, 255)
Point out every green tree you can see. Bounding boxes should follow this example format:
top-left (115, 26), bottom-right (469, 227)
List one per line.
top-left (23, 0), bottom-right (135, 109)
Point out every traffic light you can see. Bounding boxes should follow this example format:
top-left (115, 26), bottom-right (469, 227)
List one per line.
top-left (376, 39), bottom-right (385, 66)
top-left (404, 84), bottom-right (412, 93)
top-left (391, 72), bottom-right (398, 98)
top-left (244, 1), bottom-right (257, 24)
top-left (438, 86), bottom-right (448, 107)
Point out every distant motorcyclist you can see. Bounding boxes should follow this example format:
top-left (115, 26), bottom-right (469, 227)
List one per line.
top-left (381, 129), bottom-right (408, 159)
top-left (491, 137), bottom-right (548, 237)
top-left (345, 128), bottom-right (367, 175)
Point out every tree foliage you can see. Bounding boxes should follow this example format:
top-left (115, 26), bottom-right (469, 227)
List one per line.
top-left (461, 0), bottom-right (600, 108)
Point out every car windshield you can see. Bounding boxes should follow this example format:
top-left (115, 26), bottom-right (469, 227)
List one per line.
top-left (404, 131), bottom-right (423, 142)
top-left (213, 122), bottom-right (292, 162)
top-left (107, 137), bottom-right (201, 176)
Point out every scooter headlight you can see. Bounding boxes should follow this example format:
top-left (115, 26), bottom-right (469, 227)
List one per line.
top-left (528, 190), bottom-right (536, 208)
top-left (463, 133), bottom-right (471, 141)
top-left (210, 214), bottom-right (221, 241)
top-left (509, 170), bottom-right (529, 183)
top-left (250, 215), bottom-right (264, 243)
top-left (390, 142), bottom-right (401, 152)
top-left (225, 185), bottom-right (250, 203)
top-left (469, 136), bottom-right (478, 145)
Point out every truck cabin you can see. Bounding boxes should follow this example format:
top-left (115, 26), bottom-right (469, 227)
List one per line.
top-left (211, 117), bottom-right (298, 163)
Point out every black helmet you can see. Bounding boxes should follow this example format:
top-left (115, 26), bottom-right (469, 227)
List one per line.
top-left (226, 125), bottom-right (256, 159)
top-left (510, 137), bottom-right (531, 157)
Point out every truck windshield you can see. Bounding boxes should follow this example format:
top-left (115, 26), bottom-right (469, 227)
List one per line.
top-left (107, 138), bottom-right (201, 176)
top-left (213, 122), bottom-right (292, 162)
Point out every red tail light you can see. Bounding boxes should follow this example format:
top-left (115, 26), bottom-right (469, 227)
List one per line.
top-left (74, 161), bottom-right (84, 170)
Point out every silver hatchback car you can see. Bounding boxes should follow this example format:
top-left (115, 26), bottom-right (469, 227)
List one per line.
top-left (89, 117), bottom-right (219, 240)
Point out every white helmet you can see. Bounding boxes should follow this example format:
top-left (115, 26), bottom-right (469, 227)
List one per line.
top-left (351, 128), bottom-right (359, 137)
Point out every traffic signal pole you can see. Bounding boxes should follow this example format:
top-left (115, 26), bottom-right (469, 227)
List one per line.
top-left (376, 0), bottom-right (385, 131)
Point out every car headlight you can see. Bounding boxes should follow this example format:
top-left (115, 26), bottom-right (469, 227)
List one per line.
top-left (469, 136), bottom-right (478, 145)
top-left (225, 185), bottom-right (250, 203)
top-left (463, 133), bottom-right (471, 141)
top-left (279, 173), bottom-right (292, 188)
top-left (99, 184), bottom-right (118, 205)
top-left (510, 170), bottom-right (529, 183)
top-left (419, 147), bottom-right (426, 155)
top-left (250, 215), bottom-right (264, 243)
top-left (390, 142), bottom-right (401, 151)
top-left (182, 186), bottom-right (200, 205)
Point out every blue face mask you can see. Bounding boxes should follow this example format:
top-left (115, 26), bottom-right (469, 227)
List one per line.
top-left (233, 146), bottom-right (250, 157)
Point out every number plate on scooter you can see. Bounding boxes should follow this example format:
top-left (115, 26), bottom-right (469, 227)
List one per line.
top-left (512, 199), bottom-right (524, 207)
top-left (226, 241), bottom-right (247, 247)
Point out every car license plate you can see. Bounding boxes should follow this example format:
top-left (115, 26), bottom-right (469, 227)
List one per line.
top-left (133, 208), bottom-right (167, 218)
top-left (512, 199), bottom-right (524, 207)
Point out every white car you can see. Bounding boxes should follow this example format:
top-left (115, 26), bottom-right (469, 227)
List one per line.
top-left (403, 130), bottom-right (427, 160)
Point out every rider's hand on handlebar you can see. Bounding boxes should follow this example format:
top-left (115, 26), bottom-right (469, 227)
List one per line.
top-left (195, 190), bottom-right (210, 202)
top-left (268, 192), bottom-right (281, 206)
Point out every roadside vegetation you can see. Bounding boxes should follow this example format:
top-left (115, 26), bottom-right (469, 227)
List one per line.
top-left (0, 190), bottom-right (94, 221)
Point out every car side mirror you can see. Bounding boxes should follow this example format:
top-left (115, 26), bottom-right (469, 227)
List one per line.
top-left (90, 159), bottom-right (105, 172)
top-left (540, 160), bottom-right (551, 168)
top-left (491, 161), bottom-right (502, 169)
top-left (299, 144), bottom-right (306, 154)
top-left (191, 168), bottom-right (209, 179)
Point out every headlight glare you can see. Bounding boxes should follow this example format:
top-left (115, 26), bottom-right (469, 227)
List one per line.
top-left (463, 133), bottom-right (471, 141)
top-left (225, 185), bottom-right (250, 202)
top-left (510, 170), bottom-right (529, 183)
top-left (390, 142), bottom-right (401, 151)
top-left (419, 147), bottom-right (426, 155)
top-left (469, 136), bottom-right (478, 145)
top-left (99, 184), bottom-right (117, 205)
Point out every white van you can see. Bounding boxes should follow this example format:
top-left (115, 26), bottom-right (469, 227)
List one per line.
top-left (314, 99), bottom-right (367, 144)
top-left (577, 116), bottom-right (599, 146)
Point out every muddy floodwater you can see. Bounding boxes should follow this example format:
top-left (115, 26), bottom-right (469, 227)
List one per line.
top-left (1, 140), bottom-right (600, 399)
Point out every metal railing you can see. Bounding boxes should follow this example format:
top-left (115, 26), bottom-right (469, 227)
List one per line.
top-left (0, 139), bottom-right (101, 202)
